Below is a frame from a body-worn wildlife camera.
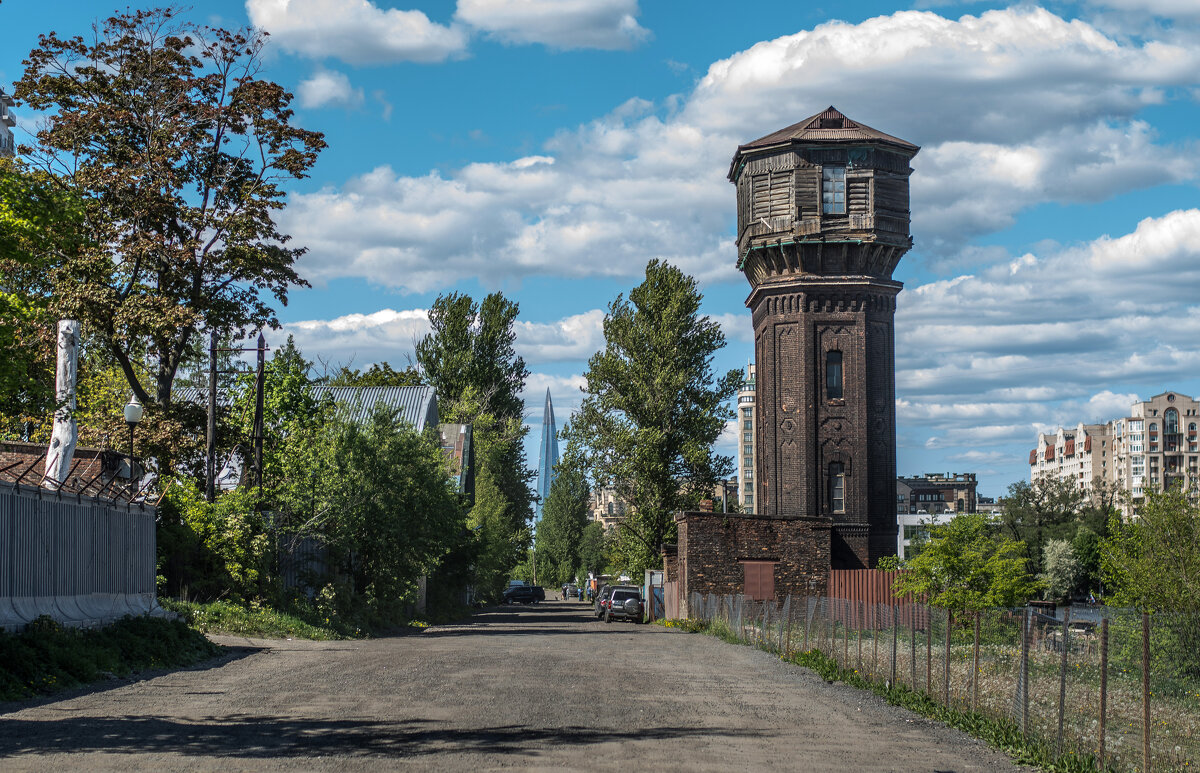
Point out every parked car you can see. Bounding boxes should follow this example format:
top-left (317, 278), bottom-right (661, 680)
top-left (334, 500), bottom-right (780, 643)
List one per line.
top-left (503, 585), bottom-right (545, 604)
top-left (593, 585), bottom-right (614, 618)
top-left (604, 587), bottom-right (643, 623)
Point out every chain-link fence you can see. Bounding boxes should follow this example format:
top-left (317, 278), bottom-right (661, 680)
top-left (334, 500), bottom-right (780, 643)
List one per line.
top-left (684, 593), bottom-right (1199, 772)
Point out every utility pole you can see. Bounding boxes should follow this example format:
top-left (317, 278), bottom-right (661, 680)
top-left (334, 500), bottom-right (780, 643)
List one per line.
top-left (253, 332), bottom-right (265, 493)
top-left (206, 331), bottom-right (217, 502)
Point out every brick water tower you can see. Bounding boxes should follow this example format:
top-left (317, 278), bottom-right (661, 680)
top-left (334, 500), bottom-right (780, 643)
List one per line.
top-left (729, 106), bottom-right (919, 569)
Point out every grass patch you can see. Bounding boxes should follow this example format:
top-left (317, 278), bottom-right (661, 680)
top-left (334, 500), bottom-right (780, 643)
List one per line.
top-left (674, 618), bottom-right (1111, 773)
top-left (787, 648), bottom-right (1108, 773)
top-left (0, 615), bottom-right (223, 703)
top-left (158, 598), bottom-right (465, 640)
top-left (159, 598), bottom-right (352, 640)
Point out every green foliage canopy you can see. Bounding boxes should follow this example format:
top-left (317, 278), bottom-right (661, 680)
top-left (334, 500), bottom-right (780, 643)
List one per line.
top-left (1001, 477), bottom-right (1111, 577)
top-left (535, 465), bottom-right (591, 586)
top-left (415, 291), bottom-right (534, 599)
top-left (895, 512), bottom-right (1041, 614)
top-left (1101, 484), bottom-right (1200, 614)
top-left (1039, 539), bottom-right (1082, 603)
top-left (562, 260), bottom-right (739, 573)
top-left (15, 8), bottom-right (325, 408)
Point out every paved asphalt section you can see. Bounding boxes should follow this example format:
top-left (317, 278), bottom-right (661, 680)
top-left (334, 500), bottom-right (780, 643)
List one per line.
top-left (0, 600), bottom-right (1027, 772)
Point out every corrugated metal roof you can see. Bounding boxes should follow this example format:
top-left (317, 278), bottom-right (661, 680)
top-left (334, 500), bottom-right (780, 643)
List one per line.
top-left (729, 106), bottom-right (918, 178)
top-left (313, 385), bottom-right (438, 430)
top-left (174, 385), bottom-right (438, 431)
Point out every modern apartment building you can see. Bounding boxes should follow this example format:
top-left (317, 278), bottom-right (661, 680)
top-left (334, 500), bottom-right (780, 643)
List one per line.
top-left (736, 363), bottom-right (756, 513)
top-left (1030, 391), bottom-right (1200, 508)
top-left (0, 89), bottom-right (15, 157)
top-left (896, 472), bottom-right (978, 515)
top-left (1030, 423), bottom-right (1113, 494)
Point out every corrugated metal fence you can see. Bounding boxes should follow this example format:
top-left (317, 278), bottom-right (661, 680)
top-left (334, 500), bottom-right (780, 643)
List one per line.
top-left (0, 482), bottom-right (158, 631)
top-left (829, 569), bottom-right (927, 629)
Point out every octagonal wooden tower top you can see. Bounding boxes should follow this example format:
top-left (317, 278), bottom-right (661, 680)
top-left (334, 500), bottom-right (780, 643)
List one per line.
top-left (729, 106), bottom-right (920, 289)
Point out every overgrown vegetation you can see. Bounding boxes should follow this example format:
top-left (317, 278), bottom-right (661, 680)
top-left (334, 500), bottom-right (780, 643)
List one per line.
top-left (895, 512), bottom-right (1041, 614)
top-left (787, 648), bottom-right (1107, 773)
top-left (0, 615), bottom-right (222, 703)
top-left (665, 615), bottom-right (1111, 773)
top-left (563, 260), bottom-right (740, 574)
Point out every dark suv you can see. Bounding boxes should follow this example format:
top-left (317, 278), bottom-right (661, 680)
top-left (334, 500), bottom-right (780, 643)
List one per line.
top-left (603, 586), bottom-right (643, 623)
top-left (503, 585), bottom-right (545, 604)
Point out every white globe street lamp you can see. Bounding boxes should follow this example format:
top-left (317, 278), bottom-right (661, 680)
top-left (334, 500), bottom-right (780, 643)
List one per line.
top-left (123, 395), bottom-right (143, 473)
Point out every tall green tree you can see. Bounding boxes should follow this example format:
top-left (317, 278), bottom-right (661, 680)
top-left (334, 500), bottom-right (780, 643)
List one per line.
top-left (15, 7), bottom-right (325, 410)
top-left (577, 521), bottom-right (608, 579)
top-left (0, 158), bottom-right (86, 438)
top-left (535, 466), bottom-right (591, 586)
top-left (895, 512), bottom-right (1041, 614)
top-left (325, 362), bottom-right (422, 387)
top-left (1040, 539), bottom-right (1082, 603)
top-left (563, 259), bottom-right (740, 573)
top-left (230, 335), bottom-right (328, 488)
top-left (1101, 484), bottom-right (1200, 614)
top-left (415, 291), bottom-right (534, 597)
top-left (1001, 477), bottom-right (1090, 576)
top-left (417, 292), bottom-right (528, 424)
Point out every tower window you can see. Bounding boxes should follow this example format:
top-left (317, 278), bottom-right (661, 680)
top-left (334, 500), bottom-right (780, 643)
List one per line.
top-left (822, 166), bottom-right (846, 214)
top-left (830, 462), bottom-right (845, 513)
top-left (826, 350), bottom-right (843, 400)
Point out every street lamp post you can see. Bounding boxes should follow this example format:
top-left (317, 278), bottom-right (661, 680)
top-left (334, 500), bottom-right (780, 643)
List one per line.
top-left (123, 395), bottom-right (143, 477)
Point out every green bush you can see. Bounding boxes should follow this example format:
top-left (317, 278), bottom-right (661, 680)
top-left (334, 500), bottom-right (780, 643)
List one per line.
top-left (0, 615), bottom-right (222, 702)
top-left (160, 598), bottom-right (350, 640)
top-left (157, 481), bottom-right (272, 604)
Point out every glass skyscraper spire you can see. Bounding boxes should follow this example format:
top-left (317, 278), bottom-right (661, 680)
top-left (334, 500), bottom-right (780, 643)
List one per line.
top-left (535, 388), bottom-right (559, 521)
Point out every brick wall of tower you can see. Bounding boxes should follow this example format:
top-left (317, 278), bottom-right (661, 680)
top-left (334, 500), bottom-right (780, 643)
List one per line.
top-left (675, 511), bottom-right (830, 615)
top-left (748, 276), bottom-right (900, 569)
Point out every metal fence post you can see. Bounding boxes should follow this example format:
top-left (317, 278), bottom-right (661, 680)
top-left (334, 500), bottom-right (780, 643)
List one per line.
top-left (943, 610), bottom-right (952, 706)
top-left (972, 611), bottom-right (980, 713)
top-left (910, 606), bottom-right (917, 689)
top-left (1143, 611), bottom-right (1151, 773)
top-left (1099, 617), bottom-right (1108, 771)
top-left (1057, 610), bottom-right (1070, 756)
top-left (926, 608), bottom-right (933, 694)
top-left (857, 599), bottom-right (863, 673)
top-left (785, 596), bottom-right (794, 656)
top-left (1022, 608), bottom-right (1031, 738)
top-left (872, 604), bottom-right (879, 679)
top-left (803, 596), bottom-right (810, 652)
top-left (843, 599), bottom-right (849, 668)
top-left (890, 602), bottom-right (898, 686)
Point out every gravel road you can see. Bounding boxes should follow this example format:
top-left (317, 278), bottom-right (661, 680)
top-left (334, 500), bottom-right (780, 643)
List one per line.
top-left (0, 600), bottom-right (1027, 772)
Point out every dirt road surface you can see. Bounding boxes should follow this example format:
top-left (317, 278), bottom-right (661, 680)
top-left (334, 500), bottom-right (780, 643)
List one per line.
top-left (0, 601), bottom-right (1025, 772)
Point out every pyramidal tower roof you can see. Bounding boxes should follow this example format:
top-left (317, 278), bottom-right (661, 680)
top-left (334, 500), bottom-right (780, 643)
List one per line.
top-left (729, 106), bottom-right (918, 179)
top-left (535, 388), bottom-right (560, 521)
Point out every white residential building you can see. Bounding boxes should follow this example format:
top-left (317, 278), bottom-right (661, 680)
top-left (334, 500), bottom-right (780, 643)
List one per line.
top-left (736, 363), bottom-right (756, 513)
top-left (1030, 390), bottom-right (1200, 511)
top-left (0, 89), bottom-right (15, 157)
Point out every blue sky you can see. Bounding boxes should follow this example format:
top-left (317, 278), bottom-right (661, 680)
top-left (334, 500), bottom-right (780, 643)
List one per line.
top-left (4, 0), bottom-right (1200, 499)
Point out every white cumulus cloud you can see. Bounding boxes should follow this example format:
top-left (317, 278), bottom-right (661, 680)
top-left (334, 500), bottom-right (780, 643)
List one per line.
top-left (297, 69), bottom-right (364, 109)
top-left (279, 7), bottom-right (1200, 291)
top-left (456, 0), bottom-right (650, 50)
top-left (247, 0), bottom-right (468, 64)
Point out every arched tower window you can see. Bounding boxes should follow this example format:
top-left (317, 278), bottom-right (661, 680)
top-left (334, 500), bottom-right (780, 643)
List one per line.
top-left (829, 462), bottom-right (845, 513)
top-left (1166, 408), bottom-right (1179, 434)
top-left (826, 350), bottom-right (843, 400)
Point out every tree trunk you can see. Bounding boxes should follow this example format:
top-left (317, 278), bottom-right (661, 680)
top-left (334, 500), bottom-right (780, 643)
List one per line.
top-left (43, 320), bottom-right (80, 490)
